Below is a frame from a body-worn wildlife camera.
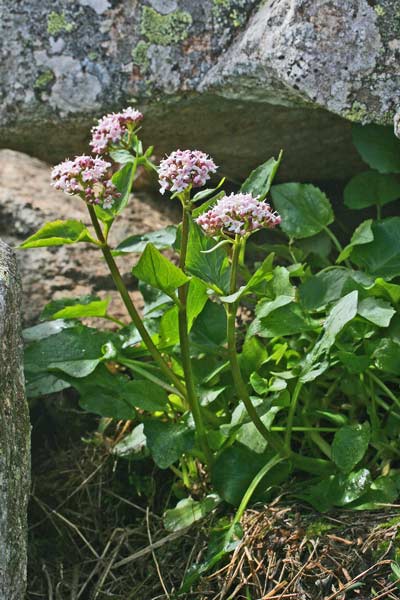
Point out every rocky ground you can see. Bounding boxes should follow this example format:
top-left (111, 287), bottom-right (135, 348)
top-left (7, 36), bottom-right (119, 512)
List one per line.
top-left (0, 149), bottom-right (178, 325)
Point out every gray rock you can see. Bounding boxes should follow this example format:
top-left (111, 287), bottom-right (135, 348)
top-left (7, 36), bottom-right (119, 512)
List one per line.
top-left (0, 0), bottom-right (399, 181)
top-left (0, 242), bottom-right (30, 600)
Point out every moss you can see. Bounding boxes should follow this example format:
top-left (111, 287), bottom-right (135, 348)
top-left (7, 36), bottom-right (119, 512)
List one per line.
top-left (212, 0), bottom-right (249, 27)
top-left (88, 51), bottom-right (98, 61)
top-left (374, 5), bottom-right (386, 17)
top-left (132, 41), bottom-right (150, 71)
top-left (140, 6), bottom-right (192, 46)
top-left (47, 11), bottom-right (75, 35)
top-left (306, 520), bottom-right (335, 538)
top-left (34, 69), bottom-right (55, 91)
top-left (343, 101), bottom-right (368, 123)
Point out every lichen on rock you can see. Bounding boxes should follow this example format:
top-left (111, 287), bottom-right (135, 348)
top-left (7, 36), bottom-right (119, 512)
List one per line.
top-left (140, 6), bottom-right (193, 45)
top-left (47, 11), bottom-right (75, 35)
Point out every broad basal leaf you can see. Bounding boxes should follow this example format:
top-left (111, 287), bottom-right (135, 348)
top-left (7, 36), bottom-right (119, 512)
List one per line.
top-left (143, 420), bottom-right (195, 469)
top-left (352, 124), bottom-right (400, 174)
top-left (115, 226), bottom-right (177, 254)
top-left (331, 423), bottom-right (370, 473)
top-left (351, 217), bottom-right (400, 279)
top-left (271, 183), bottom-right (333, 239)
top-left (344, 170), bottom-right (400, 209)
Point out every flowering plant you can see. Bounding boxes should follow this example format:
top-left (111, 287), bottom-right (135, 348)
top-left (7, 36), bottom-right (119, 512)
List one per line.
top-left (21, 109), bottom-right (400, 588)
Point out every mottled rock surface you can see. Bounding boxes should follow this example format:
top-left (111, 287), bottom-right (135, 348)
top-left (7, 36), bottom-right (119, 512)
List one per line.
top-left (0, 149), bottom-right (177, 325)
top-left (0, 241), bottom-right (30, 600)
top-left (2, 1), bottom-right (399, 181)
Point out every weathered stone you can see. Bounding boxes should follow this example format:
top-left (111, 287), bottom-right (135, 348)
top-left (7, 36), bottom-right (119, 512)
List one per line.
top-left (0, 149), bottom-right (177, 325)
top-left (0, 0), bottom-right (399, 181)
top-left (0, 241), bottom-right (30, 600)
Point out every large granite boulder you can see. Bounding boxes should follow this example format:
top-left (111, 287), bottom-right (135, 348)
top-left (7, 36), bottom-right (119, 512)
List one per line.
top-left (0, 242), bottom-right (30, 600)
top-left (1, 0), bottom-right (399, 181)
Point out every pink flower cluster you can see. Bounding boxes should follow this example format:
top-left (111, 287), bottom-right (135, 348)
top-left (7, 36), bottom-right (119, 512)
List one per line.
top-left (51, 155), bottom-right (120, 209)
top-left (90, 107), bottom-right (143, 154)
top-left (158, 149), bottom-right (217, 195)
top-left (196, 192), bottom-right (281, 236)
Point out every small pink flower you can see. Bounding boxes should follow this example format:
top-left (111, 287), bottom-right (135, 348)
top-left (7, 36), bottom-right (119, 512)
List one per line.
top-left (51, 155), bottom-right (120, 209)
top-left (158, 149), bottom-right (217, 195)
top-left (90, 107), bottom-right (143, 154)
top-left (196, 192), bottom-right (281, 236)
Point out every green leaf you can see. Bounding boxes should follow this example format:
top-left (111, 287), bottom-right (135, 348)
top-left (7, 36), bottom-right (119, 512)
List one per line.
top-left (190, 301), bottom-right (227, 352)
top-left (124, 380), bottom-right (169, 411)
top-left (344, 171), bottom-right (400, 209)
top-left (132, 243), bottom-right (189, 297)
top-left (114, 226), bottom-right (177, 254)
top-left (23, 319), bottom-right (75, 342)
top-left (370, 278), bottom-right (400, 304)
top-left (26, 373), bottom-right (70, 398)
top-left (351, 217), bottom-right (400, 279)
top-left (109, 148), bottom-right (135, 164)
top-left (19, 220), bottom-right (92, 248)
top-left (255, 298), bottom-right (320, 338)
top-left (239, 337), bottom-right (268, 381)
top-left (358, 297), bottom-right (395, 327)
top-left (160, 277), bottom-right (208, 346)
top-left (212, 444), bottom-right (288, 505)
top-left (112, 424), bottom-right (148, 458)
top-left (300, 469), bottom-right (372, 511)
top-left (373, 338), bottom-right (400, 375)
top-left (192, 190), bottom-right (225, 218)
top-left (299, 268), bottom-right (355, 310)
top-left (337, 351), bottom-right (371, 374)
top-left (164, 494), bottom-right (221, 532)
top-left (24, 325), bottom-right (120, 379)
top-left (60, 364), bottom-right (138, 419)
top-left (352, 474), bottom-right (400, 509)
top-left (271, 183), bottom-right (333, 239)
top-left (186, 220), bottom-right (230, 292)
top-left (192, 177), bottom-right (226, 203)
top-left (331, 423), bottom-right (370, 473)
top-left (241, 152), bottom-right (283, 201)
top-left (143, 420), bottom-right (195, 469)
top-left (112, 162), bottom-right (135, 213)
top-left (338, 219), bottom-right (374, 263)
top-left (300, 291), bottom-right (358, 382)
top-left (352, 124), bottom-right (400, 173)
top-left (40, 295), bottom-right (110, 320)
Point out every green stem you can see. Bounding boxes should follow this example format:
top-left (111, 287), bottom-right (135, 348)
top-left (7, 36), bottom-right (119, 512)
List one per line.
top-left (323, 226), bottom-right (352, 269)
top-left (323, 226), bottom-right (344, 254)
top-left (177, 204), bottom-right (212, 466)
top-left (377, 204), bottom-right (382, 220)
top-left (225, 237), bottom-right (283, 455)
top-left (230, 454), bottom-right (284, 528)
top-left (88, 205), bottom-right (187, 398)
top-left (284, 380), bottom-right (303, 452)
top-left (368, 370), bottom-right (400, 411)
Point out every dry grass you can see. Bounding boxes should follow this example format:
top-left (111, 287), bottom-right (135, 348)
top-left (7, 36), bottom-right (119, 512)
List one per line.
top-left (28, 433), bottom-right (400, 600)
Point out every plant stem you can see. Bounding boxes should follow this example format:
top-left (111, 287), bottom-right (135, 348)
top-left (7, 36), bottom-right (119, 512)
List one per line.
top-left (368, 370), bottom-right (400, 410)
top-left (87, 205), bottom-right (187, 398)
top-left (284, 380), bottom-right (303, 452)
top-left (323, 226), bottom-right (344, 254)
top-left (377, 204), bottom-right (382, 220)
top-left (177, 203), bottom-right (212, 466)
top-left (230, 454), bottom-right (283, 528)
top-left (225, 237), bottom-right (283, 455)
